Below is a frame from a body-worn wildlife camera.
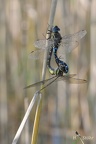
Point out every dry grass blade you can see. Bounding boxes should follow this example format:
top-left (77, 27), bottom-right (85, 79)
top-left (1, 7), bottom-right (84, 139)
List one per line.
top-left (12, 92), bottom-right (40, 144)
top-left (31, 1), bottom-right (58, 144)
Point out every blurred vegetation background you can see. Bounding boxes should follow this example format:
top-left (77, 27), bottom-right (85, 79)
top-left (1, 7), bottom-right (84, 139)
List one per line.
top-left (0, 0), bottom-right (96, 144)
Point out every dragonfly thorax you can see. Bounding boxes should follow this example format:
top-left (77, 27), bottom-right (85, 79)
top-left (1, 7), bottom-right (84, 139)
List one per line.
top-left (52, 35), bottom-right (62, 47)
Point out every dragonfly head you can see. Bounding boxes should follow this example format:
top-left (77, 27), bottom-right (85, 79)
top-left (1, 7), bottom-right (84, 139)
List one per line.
top-left (56, 68), bottom-right (63, 76)
top-left (52, 26), bottom-right (60, 33)
top-left (59, 63), bottom-right (69, 73)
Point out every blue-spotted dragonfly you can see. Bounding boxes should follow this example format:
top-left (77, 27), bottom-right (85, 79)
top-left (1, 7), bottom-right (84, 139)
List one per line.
top-left (25, 26), bottom-right (87, 91)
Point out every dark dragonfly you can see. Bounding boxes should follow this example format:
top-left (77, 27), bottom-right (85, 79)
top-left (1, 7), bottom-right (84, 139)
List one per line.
top-left (25, 26), bottom-right (86, 91)
top-left (46, 27), bottom-right (69, 76)
top-left (48, 26), bottom-right (69, 74)
top-left (25, 26), bottom-right (87, 90)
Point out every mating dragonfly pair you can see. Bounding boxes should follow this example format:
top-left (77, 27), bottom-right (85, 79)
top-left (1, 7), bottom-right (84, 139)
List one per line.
top-left (24, 26), bottom-right (87, 91)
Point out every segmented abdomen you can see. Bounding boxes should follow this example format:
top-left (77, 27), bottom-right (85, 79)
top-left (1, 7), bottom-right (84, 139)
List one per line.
top-left (47, 48), bottom-right (56, 75)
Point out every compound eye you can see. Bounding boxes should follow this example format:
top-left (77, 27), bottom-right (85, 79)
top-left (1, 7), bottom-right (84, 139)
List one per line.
top-left (65, 65), bottom-right (68, 73)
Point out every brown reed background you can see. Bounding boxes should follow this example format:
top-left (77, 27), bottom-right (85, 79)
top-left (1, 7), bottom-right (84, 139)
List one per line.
top-left (0, 0), bottom-right (96, 144)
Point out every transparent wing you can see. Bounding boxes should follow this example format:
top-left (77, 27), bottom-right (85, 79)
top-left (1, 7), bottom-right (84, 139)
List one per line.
top-left (24, 74), bottom-right (77, 89)
top-left (24, 76), bottom-right (56, 89)
top-left (60, 30), bottom-right (87, 52)
top-left (29, 39), bottom-right (54, 59)
top-left (34, 39), bottom-right (54, 49)
top-left (60, 41), bottom-right (79, 53)
top-left (59, 75), bottom-right (87, 84)
top-left (31, 41), bottom-right (78, 60)
top-left (67, 78), bottom-right (87, 84)
top-left (62, 30), bottom-right (87, 42)
top-left (28, 49), bottom-right (45, 59)
top-left (28, 47), bottom-right (53, 60)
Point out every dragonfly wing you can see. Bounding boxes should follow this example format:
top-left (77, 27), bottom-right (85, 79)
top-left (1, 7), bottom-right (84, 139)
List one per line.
top-left (60, 30), bottom-right (87, 52)
top-left (57, 74), bottom-right (76, 81)
top-left (24, 76), bottom-right (56, 89)
top-left (67, 78), bottom-right (87, 84)
top-left (28, 49), bottom-right (45, 59)
top-left (59, 74), bottom-right (87, 84)
top-left (62, 30), bottom-right (87, 42)
top-left (63, 74), bottom-right (76, 78)
top-left (34, 39), bottom-right (54, 49)
top-left (57, 41), bottom-right (79, 57)
top-left (30, 39), bottom-right (54, 60)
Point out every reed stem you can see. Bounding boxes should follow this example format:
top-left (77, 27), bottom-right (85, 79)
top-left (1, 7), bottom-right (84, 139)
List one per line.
top-left (31, 0), bottom-right (58, 144)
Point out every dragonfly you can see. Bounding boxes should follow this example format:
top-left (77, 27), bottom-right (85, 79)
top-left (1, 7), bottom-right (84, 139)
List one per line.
top-left (29, 25), bottom-right (87, 60)
top-left (48, 26), bottom-right (69, 74)
top-left (24, 26), bottom-right (87, 91)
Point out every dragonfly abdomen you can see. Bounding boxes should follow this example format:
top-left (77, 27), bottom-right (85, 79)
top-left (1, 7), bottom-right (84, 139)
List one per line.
top-left (53, 47), bottom-right (69, 74)
top-left (47, 48), bottom-right (56, 75)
